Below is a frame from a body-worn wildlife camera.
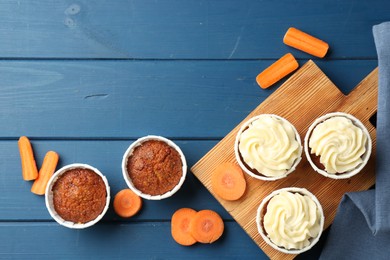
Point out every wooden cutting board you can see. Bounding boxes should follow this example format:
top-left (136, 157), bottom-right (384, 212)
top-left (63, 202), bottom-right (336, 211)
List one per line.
top-left (191, 60), bottom-right (377, 259)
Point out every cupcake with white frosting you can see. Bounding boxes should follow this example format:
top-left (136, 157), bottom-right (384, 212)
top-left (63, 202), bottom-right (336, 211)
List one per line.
top-left (257, 187), bottom-right (324, 254)
top-left (304, 112), bottom-right (372, 179)
top-left (235, 114), bottom-right (302, 181)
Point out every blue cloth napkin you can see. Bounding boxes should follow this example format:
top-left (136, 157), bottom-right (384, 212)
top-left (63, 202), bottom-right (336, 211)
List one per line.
top-left (320, 21), bottom-right (390, 259)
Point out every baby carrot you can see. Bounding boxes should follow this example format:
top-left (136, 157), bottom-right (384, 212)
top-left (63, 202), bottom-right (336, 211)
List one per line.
top-left (31, 151), bottom-right (59, 195)
top-left (18, 136), bottom-right (39, 181)
top-left (211, 162), bottom-right (246, 201)
top-left (171, 208), bottom-right (198, 246)
top-left (283, 27), bottom-right (329, 58)
top-left (113, 189), bottom-right (142, 218)
top-left (256, 53), bottom-right (299, 89)
top-left (189, 210), bottom-right (224, 244)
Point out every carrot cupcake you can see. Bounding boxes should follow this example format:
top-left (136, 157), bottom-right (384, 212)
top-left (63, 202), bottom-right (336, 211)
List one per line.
top-left (304, 112), bottom-right (372, 179)
top-left (122, 135), bottom-right (187, 200)
top-left (235, 114), bottom-right (302, 181)
top-left (45, 163), bottom-right (110, 229)
top-left (257, 187), bottom-right (324, 254)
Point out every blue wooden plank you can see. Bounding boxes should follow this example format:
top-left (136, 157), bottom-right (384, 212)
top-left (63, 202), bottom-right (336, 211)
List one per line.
top-left (0, 222), bottom-right (268, 259)
top-left (0, 0), bottom-right (387, 59)
top-left (0, 140), bottom-right (239, 221)
top-left (0, 60), bottom-right (377, 138)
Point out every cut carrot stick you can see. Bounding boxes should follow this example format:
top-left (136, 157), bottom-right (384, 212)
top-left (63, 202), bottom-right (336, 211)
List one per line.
top-left (113, 189), bottom-right (142, 218)
top-left (212, 162), bottom-right (246, 201)
top-left (256, 53), bottom-right (299, 89)
top-left (31, 151), bottom-right (59, 195)
top-left (283, 27), bottom-right (329, 58)
top-left (18, 136), bottom-right (39, 181)
top-left (171, 208), bottom-right (198, 246)
top-left (190, 209), bottom-right (224, 244)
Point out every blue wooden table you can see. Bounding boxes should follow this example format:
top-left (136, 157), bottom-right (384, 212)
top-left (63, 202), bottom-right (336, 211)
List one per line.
top-left (0, 1), bottom-right (387, 259)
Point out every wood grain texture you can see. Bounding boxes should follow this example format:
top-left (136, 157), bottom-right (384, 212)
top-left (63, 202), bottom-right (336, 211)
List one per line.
top-left (0, 222), bottom-right (266, 259)
top-left (0, 140), bottom-right (238, 221)
top-left (0, 60), bottom-right (376, 138)
top-left (191, 61), bottom-right (377, 259)
top-left (0, 0), bottom-right (388, 59)
top-left (0, 1), bottom-right (387, 259)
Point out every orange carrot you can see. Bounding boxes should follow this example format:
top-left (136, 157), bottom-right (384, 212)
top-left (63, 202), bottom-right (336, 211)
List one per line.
top-left (113, 189), bottom-right (142, 218)
top-left (190, 209), bottom-right (224, 244)
top-left (283, 27), bottom-right (329, 58)
top-left (256, 53), bottom-right (299, 89)
top-left (18, 136), bottom-right (39, 181)
top-left (171, 208), bottom-right (198, 246)
top-left (212, 162), bottom-right (246, 201)
top-left (31, 151), bottom-right (59, 195)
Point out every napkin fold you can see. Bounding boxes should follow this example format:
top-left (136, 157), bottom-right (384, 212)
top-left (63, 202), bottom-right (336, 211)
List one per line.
top-left (320, 21), bottom-right (390, 259)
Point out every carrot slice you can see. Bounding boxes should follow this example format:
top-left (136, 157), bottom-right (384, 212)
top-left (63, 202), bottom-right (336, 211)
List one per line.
top-left (171, 208), bottom-right (197, 246)
top-left (18, 136), bottom-right (39, 181)
top-left (256, 53), bottom-right (299, 89)
top-left (113, 189), bottom-right (142, 218)
top-left (283, 27), bottom-right (329, 58)
top-left (190, 209), bottom-right (224, 244)
top-left (31, 151), bottom-right (59, 195)
top-left (212, 162), bottom-right (246, 201)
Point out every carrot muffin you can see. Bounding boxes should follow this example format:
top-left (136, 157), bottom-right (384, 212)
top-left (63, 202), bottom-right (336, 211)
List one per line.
top-left (122, 135), bottom-right (187, 200)
top-left (304, 112), bottom-right (372, 179)
top-left (235, 114), bottom-right (302, 181)
top-left (46, 163), bottom-right (110, 229)
top-left (257, 187), bottom-right (324, 254)
top-left (52, 168), bottom-right (107, 224)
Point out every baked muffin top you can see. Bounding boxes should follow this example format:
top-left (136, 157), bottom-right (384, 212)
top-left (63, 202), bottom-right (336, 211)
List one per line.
top-left (127, 140), bottom-right (183, 196)
top-left (52, 168), bottom-right (107, 224)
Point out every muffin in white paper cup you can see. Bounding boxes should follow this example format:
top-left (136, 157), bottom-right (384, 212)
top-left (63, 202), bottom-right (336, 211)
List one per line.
top-left (45, 163), bottom-right (110, 229)
top-left (122, 135), bottom-right (187, 200)
top-left (234, 114), bottom-right (302, 181)
top-left (257, 187), bottom-right (324, 254)
top-left (304, 112), bottom-right (372, 179)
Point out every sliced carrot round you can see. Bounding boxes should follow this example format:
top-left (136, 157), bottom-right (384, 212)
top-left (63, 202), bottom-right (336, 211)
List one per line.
top-left (211, 162), bottom-right (246, 201)
top-left (113, 189), bottom-right (142, 218)
top-left (171, 208), bottom-right (197, 246)
top-left (190, 209), bottom-right (224, 244)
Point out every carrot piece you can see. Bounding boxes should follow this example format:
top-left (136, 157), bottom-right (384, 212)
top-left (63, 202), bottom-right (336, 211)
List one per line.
top-left (283, 27), bottom-right (329, 58)
top-left (171, 208), bottom-right (198, 246)
top-left (211, 162), bottom-right (246, 201)
top-left (113, 189), bottom-right (142, 218)
top-left (190, 209), bottom-right (224, 244)
top-left (256, 53), bottom-right (299, 89)
top-left (18, 136), bottom-right (39, 181)
top-left (31, 151), bottom-right (59, 195)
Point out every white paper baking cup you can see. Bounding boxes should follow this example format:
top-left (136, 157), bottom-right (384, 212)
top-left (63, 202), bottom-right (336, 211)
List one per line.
top-left (234, 114), bottom-right (302, 181)
top-left (304, 112), bottom-right (372, 179)
top-left (122, 135), bottom-right (187, 200)
top-left (256, 187), bottom-right (324, 254)
top-left (45, 163), bottom-right (111, 229)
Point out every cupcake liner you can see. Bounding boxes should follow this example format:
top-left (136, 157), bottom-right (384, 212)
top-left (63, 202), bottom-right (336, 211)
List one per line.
top-left (45, 163), bottom-right (111, 229)
top-left (304, 112), bottom-right (372, 179)
top-left (256, 187), bottom-right (324, 255)
top-left (121, 135), bottom-right (187, 200)
top-left (234, 114), bottom-right (302, 181)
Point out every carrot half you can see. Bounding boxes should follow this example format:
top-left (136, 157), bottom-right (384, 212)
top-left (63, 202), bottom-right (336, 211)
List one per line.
top-left (113, 189), bottom-right (142, 218)
top-left (212, 162), bottom-right (246, 201)
top-left (284, 27), bottom-right (329, 58)
top-left (189, 210), bottom-right (224, 244)
top-left (31, 151), bottom-right (59, 195)
top-left (18, 136), bottom-right (39, 181)
top-left (256, 53), bottom-right (299, 89)
top-left (171, 208), bottom-right (197, 246)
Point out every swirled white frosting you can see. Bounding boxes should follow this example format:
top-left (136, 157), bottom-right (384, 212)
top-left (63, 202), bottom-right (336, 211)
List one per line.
top-left (263, 191), bottom-right (322, 250)
top-left (238, 116), bottom-right (301, 177)
top-left (309, 116), bottom-right (367, 174)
